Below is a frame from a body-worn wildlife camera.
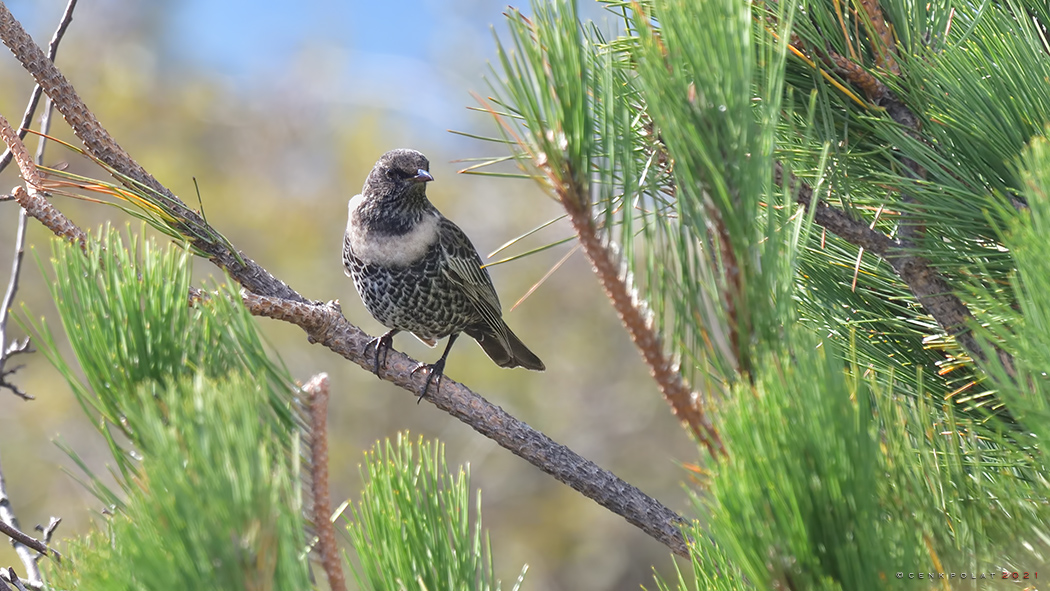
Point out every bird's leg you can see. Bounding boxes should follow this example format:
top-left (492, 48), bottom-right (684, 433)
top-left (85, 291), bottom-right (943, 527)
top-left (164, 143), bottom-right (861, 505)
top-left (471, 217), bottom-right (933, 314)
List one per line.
top-left (365, 329), bottom-right (399, 376)
top-left (411, 333), bottom-right (459, 402)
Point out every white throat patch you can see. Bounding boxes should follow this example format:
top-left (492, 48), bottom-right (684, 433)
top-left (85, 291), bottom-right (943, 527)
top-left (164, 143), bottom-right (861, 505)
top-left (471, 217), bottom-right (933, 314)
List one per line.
top-left (346, 195), bottom-right (439, 267)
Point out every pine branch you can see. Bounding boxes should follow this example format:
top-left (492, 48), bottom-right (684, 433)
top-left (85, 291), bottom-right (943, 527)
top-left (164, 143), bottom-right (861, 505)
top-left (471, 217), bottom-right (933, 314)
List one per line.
top-left (243, 293), bottom-right (692, 557)
top-left (0, 2), bottom-right (303, 304)
top-left (0, 1), bottom-right (693, 557)
top-left (0, 118), bottom-right (84, 247)
top-left (562, 185), bottom-right (722, 457)
top-left (773, 162), bottom-right (996, 367)
top-left (856, 0), bottom-right (899, 75)
top-left (301, 373), bottom-right (346, 591)
top-left (780, 8), bottom-right (1019, 375)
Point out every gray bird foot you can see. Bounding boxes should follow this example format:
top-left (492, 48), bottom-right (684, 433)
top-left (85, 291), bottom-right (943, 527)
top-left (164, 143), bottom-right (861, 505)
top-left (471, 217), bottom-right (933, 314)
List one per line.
top-left (365, 329), bottom-right (398, 376)
top-left (410, 359), bottom-right (446, 403)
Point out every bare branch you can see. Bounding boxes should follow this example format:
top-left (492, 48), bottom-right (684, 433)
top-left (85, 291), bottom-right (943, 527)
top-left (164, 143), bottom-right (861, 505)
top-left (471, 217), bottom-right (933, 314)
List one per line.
top-left (0, 3), bottom-right (74, 585)
top-left (301, 373), bottom-right (346, 591)
top-left (0, 454), bottom-right (61, 590)
top-left (0, 568), bottom-right (31, 591)
top-left (0, 0), bottom-right (76, 176)
top-left (0, 474), bottom-right (36, 587)
top-left (243, 294), bottom-right (693, 557)
top-left (0, 521), bottom-right (55, 560)
top-left (0, 97), bottom-right (54, 400)
top-left (34, 517), bottom-right (60, 546)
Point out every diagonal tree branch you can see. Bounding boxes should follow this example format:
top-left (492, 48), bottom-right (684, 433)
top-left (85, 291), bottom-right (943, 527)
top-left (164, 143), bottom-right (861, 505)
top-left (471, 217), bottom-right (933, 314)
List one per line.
top-left (0, 0), bottom-right (694, 558)
top-left (774, 162), bottom-right (999, 369)
top-left (786, 6), bottom-right (1018, 373)
top-left (244, 294), bottom-right (692, 557)
top-left (0, 518), bottom-right (58, 562)
top-left (0, 2), bottom-right (305, 305)
top-left (0, 0), bottom-right (75, 176)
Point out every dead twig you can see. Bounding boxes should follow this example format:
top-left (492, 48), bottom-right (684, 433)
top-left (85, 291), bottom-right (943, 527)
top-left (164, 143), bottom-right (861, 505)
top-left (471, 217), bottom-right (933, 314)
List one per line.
top-left (0, 2), bottom-right (75, 586)
top-left (0, 521), bottom-right (58, 562)
top-left (301, 373), bottom-right (346, 591)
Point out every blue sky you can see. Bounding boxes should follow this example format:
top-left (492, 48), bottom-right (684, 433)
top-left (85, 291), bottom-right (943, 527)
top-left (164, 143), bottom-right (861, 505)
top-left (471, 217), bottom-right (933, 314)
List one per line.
top-left (5, 1), bottom-right (525, 132)
top-left (171, 1), bottom-right (437, 76)
top-left (169, 0), bottom-right (513, 134)
top-left (6, 1), bottom-right (613, 142)
top-left (171, 1), bottom-right (610, 133)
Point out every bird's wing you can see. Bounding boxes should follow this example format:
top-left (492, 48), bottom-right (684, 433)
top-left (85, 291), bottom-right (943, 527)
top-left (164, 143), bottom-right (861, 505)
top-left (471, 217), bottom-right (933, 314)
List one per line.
top-left (437, 217), bottom-right (505, 327)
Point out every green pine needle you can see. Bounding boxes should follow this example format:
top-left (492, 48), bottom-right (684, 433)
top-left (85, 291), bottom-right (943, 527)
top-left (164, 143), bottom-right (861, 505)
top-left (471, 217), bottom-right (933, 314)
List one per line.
top-left (344, 432), bottom-right (526, 591)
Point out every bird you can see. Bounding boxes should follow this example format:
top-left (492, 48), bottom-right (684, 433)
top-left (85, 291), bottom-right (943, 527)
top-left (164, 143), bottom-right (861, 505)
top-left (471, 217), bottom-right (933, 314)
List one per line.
top-left (343, 148), bottom-right (545, 399)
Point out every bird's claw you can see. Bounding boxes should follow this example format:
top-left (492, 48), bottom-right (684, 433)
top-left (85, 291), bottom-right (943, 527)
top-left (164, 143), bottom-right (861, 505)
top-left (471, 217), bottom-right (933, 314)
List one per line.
top-left (365, 331), bottom-right (396, 377)
top-left (410, 360), bottom-right (446, 403)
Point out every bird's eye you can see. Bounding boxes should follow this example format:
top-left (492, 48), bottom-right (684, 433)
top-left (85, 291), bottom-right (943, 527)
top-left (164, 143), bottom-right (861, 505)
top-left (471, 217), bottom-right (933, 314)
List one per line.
top-left (386, 168), bottom-right (411, 180)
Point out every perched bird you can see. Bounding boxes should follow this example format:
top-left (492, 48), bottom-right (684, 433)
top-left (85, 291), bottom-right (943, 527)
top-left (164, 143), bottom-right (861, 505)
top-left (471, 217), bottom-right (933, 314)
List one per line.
top-left (343, 148), bottom-right (545, 399)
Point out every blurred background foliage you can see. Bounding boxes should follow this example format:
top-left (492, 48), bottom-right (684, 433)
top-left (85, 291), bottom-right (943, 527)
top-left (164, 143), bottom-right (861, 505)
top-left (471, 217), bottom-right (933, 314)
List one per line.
top-left (0, 1), bottom-right (695, 590)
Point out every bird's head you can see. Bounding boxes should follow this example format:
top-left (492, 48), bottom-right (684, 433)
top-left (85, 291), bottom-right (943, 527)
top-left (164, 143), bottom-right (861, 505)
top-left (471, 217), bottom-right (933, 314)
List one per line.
top-left (363, 149), bottom-right (434, 204)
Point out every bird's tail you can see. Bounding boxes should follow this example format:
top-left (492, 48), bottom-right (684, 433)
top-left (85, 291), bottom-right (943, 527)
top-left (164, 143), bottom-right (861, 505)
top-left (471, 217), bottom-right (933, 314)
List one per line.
top-left (467, 320), bottom-right (545, 371)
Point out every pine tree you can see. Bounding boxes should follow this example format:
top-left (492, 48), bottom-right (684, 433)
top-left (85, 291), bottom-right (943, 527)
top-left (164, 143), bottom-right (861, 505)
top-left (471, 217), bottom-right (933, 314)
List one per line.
top-left (475, 0), bottom-right (1050, 587)
top-left (3, 0), bottom-right (1049, 589)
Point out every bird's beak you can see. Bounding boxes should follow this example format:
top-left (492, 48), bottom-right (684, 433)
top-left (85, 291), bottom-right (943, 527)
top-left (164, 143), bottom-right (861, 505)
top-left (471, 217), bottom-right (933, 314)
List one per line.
top-left (412, 169), bottom-right (434, 183)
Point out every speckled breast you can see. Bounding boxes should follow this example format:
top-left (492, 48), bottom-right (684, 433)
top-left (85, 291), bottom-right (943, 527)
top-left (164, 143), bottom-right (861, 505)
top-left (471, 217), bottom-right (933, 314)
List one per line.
top-left (344, 241), bottom-right (478, 341)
